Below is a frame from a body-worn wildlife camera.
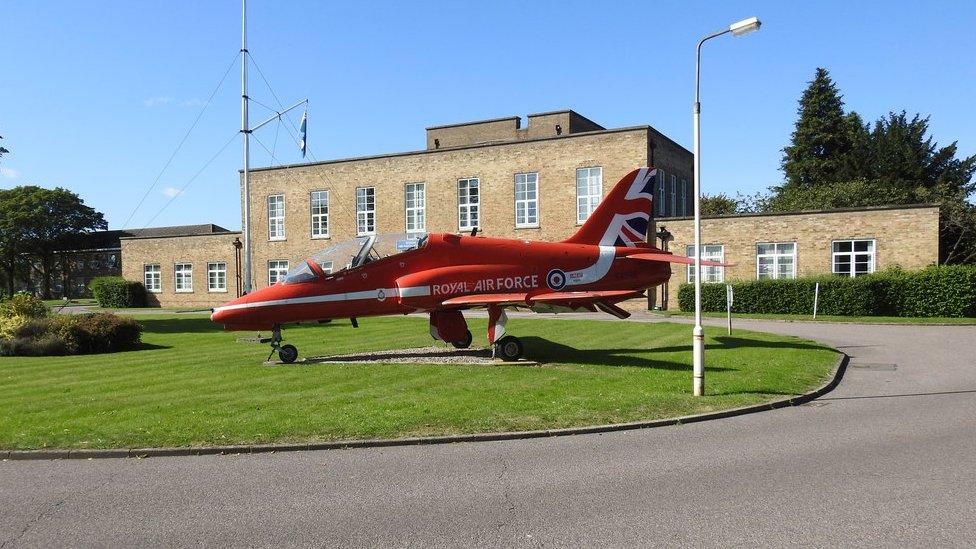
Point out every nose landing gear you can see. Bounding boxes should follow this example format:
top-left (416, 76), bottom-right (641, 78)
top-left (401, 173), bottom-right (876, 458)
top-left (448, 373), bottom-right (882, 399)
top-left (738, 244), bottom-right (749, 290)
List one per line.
top-left (266, 324), bottom-right (299, 364)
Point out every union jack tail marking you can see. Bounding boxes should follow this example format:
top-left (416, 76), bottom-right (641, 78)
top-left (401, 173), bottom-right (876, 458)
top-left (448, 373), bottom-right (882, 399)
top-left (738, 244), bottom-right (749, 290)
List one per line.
top-left (563, 167), bottom-right (656, 247)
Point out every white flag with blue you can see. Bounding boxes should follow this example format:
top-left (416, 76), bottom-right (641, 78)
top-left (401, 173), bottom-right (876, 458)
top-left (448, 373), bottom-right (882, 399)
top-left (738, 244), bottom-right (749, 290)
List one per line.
top-left (298, 110), bottom-right (307, 158)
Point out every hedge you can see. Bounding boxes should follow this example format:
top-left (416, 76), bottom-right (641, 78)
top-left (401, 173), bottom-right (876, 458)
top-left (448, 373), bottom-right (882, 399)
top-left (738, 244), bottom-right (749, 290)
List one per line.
top-left (677, 266), bottom-right (976, 318)
top-left (0, 313), bottom-right (143, 356)
top-left (89, 276), bottom-right (146, 308)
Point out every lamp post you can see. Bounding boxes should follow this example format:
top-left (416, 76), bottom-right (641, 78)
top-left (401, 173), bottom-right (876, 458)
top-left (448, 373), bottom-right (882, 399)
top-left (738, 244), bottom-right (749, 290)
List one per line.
top-left (692, 16), bottom-right (761, 396)
top-left (656, 226), bottom-right (673, 309)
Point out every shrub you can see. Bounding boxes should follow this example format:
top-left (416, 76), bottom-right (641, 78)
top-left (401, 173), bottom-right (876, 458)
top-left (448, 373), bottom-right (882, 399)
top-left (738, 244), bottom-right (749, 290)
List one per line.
top-left (57, 313), bottom-right (143, 354)
top-left (89, 277), bottom-right (146, 308)
top-left (0, 292), bottom-right (48, 320)
top-left (677, 266), bottom-right (976, 318)
top-left (0, 334), bottom-right (68, 357)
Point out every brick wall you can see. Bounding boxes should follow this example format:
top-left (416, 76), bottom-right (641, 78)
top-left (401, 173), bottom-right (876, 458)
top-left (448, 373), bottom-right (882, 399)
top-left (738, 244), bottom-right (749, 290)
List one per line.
top-left (121, 232), bottom-right (241, 308)
top-left (651, 205), bottom-right (941, 310)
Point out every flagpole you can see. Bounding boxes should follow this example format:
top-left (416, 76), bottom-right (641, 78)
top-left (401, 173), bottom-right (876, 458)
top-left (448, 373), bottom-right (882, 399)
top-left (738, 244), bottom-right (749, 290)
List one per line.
top-left (240, 0), bottom-right (253, 294)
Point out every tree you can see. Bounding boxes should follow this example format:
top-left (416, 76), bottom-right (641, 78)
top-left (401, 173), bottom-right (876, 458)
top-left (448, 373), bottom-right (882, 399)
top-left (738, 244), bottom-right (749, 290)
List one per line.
top-left (0, 134), bottom-right (8, 160)
top-left (780, 68), bottom-right (859, 188)
top-left (699, 194), bottom-right (739, 216)
top-left (0, 187), bottom-right (107, 298)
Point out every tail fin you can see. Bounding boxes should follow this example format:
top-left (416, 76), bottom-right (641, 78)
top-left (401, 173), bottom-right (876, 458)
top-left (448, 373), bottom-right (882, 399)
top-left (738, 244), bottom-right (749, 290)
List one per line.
top-left (564, 167), bottom-right (656, 247)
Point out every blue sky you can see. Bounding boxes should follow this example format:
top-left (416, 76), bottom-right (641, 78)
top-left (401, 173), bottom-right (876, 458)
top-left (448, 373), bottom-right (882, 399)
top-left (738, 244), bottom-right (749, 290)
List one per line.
top-left (1, 0), bottom-right (974, 230)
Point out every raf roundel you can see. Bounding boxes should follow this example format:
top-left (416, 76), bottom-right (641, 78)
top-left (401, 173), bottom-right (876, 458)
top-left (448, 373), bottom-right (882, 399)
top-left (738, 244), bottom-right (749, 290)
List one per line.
top-left (546, 269), bottom-right (567, 291)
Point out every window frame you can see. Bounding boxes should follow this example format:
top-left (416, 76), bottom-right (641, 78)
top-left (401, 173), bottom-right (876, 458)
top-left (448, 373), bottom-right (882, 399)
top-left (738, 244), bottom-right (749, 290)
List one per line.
top-left (207, 262), bottom-right (228, 293)
top-left (174, 263), bottom-right (193, 293)
top-left (832, 239), bottom-right (876, 278)
top-left (686, 244), bottom-right (725, 283)
top-left (670, 174), bottom-right (677, 217)
top-left (657, 169), bottom-right (667, 216)
top-left (356, 186), bottom-right (376, 236)
top-left (756, 242), bottom-right (797, 280)
top-left (514, 172), bottom-right (540, 229)
top-left (267, 260), bottom-right (290, 286)
top-left (310, 190), bottom-right (330, 239)
top-left (404, 182), bottom-right (426, 234)
top-left (457, 177), bottom-right (480, 231)
top-left (267, 194), bottom-right (286, 241)
top-left (680, 178), bottom-right (688, 216)
top-left (144, 264), bottom-right (161, 293)
top-left (575, 167), bottom-right (603, 224)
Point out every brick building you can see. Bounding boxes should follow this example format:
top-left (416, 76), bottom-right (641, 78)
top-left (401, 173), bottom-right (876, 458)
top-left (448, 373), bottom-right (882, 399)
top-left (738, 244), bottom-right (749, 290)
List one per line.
top-left (652, 204), bottom-right (940, 310)
top-left (119, 109), bottom-right (940, 310)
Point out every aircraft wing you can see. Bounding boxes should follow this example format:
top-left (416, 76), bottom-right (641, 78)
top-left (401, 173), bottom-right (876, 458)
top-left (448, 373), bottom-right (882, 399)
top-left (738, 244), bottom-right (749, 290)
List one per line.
top-left (440, 290), bottom-right (642, 319)
top-left (623, 252), bottom-right (729, 267)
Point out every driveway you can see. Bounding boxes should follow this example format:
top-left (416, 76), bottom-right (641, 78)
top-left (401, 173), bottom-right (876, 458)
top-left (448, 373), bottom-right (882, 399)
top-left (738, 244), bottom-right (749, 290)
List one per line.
top-left (2, 319), bottom-right (974, 547)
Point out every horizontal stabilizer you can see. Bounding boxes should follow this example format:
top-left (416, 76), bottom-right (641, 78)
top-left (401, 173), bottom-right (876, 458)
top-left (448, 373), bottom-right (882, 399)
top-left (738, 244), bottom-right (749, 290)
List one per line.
top-left (623, 252), bottom-right (729, 267)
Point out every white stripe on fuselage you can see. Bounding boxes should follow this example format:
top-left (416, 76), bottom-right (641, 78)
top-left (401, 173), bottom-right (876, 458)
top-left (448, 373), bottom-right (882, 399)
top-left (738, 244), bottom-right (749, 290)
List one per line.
top-left (212, 286), bottom-right (430, 313)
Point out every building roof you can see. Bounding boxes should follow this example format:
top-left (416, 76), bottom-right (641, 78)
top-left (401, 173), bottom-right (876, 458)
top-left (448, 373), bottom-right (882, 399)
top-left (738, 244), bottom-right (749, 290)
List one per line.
top-left (661, 203), bottom-right (939, 223)
top-left (58, 224), bottom-right (232, 251)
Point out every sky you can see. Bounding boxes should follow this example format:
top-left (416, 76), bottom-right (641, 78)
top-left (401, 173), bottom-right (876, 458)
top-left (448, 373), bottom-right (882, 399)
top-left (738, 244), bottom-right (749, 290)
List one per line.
top-left (1, 0), bottom-right (974, 231)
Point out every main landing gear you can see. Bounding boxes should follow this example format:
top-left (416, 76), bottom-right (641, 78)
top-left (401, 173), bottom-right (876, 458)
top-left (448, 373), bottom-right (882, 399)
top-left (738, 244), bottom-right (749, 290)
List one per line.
top-left (488, 306), bottom-right (523, 361)
top-left (266, 324), bottom-right (299, 364)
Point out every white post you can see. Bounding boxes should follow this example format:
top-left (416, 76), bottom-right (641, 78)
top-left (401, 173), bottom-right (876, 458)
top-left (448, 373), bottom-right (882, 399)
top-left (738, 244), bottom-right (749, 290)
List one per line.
top-left (726, 284), bottom-right (733, 335)
top-left (240, 0), bottom-right (253, 294)
top-left (813, 282), bottom-right (820, 319)
top-left (691, 18), bottom-right (761, 396)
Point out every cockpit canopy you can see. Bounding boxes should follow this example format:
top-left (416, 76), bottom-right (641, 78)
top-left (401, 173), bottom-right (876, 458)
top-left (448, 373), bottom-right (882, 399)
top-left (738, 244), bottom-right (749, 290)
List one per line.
top-left (279, 233), bottom-right (428, 285)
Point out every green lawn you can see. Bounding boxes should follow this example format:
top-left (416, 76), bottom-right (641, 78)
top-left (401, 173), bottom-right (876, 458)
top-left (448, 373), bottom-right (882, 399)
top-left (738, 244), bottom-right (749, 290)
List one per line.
top-left (0, 314), bottom-right (838, 450)
top-left (43, 298), bottom-right (97, 308)
top-left (653, 310), bottom-right (976, 325)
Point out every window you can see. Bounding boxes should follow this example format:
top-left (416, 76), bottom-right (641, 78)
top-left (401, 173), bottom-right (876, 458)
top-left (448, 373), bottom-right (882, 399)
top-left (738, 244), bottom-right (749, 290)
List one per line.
top-left (670, 174), bottom-right (677, 217)
top-left (515, 172), bottom-right (539, 228)
top-left (656, 169), bottom-right (667, 216)
top-left (576, 167), bottom-right (602, 223)
top-left (356, 187), bottom-right (376, 236)
top-left (310, 190), bottom-right (329, 238)
top-left (268, 194), bottom-right (285, 241)
top-left (405, 183), bottom-right (426, 233)
top-left (833, 239), bottom-right (875, 277)
top-left (208, 262), bottom-right (227, 292)
top-left (268, 260), bottom-right (289, 285)
top-left (686, 245), bottom-right (725, 283)
top-left (458, 178), bottom-right (480, 231)
top-left (174, 263), bottom-right (193, 293)
top-left (680, 179), bottom-right (688, 216)
top-left (144, 264), bottom-right (161, 293)
top-left (757, 242), bottom-right (796, 280)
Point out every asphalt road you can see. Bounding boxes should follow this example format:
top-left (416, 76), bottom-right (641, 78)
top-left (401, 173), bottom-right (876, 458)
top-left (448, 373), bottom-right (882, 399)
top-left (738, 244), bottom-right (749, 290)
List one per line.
top-left (2, 318), bottom-right (975, 547)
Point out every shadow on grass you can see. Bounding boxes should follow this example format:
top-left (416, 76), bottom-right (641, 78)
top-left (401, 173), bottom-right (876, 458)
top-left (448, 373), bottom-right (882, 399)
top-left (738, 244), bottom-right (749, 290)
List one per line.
top-left (138, 317), bottom-right (225, 334)
top-left (520, 337), bottom-right (733, 372)
top-left (649, 336), bottom-right (833, 354)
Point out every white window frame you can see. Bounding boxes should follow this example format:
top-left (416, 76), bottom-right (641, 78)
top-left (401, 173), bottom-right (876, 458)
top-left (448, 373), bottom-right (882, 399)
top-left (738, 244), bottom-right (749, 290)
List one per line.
top-left (657, 169), bottom-right (667, 216)
top-left (207, 262), bottom-right (227, 293)
top-left (686, 244), bottom-right (725, 283)
top-left (680, 179), bottom-right (688, 216)
top-left (310, 190), bottom-right (329, 239)
top-left (576, 167), bottom-right (603, 224)
top-left (174, 263), bottom-right (193, 293)
top-left (832, 239), bottom-right (876, 278)
top-left (670, 174), bottom-right (677, 217)
top-left (514, 172), bottom-right (540, 228)
top-left (405, 183), bottom-right (426, 233)
top-left (756, 242), bottom-right (797, 280)
top-left (458, 178), bottom-right (480, 231)
top-left (356, 186), bottom-right (376, 236)
top-left (267, 194), bottom-right (285, 241)
top-left (144, 264), bottom-right (161, 293)
top-left (268, 260), bottom-right (289, 286)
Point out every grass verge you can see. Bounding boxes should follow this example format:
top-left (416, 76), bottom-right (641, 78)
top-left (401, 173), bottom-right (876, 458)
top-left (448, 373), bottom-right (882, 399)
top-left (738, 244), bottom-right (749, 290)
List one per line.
top-left (0, 314), bottom-right (838, 450)
top-left (652, 310), bottom-right (976, 325)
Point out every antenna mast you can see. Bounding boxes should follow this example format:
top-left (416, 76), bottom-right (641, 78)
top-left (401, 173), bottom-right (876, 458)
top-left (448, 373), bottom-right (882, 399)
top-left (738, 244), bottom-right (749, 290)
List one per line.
top-left (240, 0), bottom-right (253, 294)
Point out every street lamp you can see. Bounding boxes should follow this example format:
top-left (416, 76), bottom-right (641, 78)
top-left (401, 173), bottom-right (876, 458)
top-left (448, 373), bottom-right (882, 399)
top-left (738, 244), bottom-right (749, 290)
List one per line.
top-left (692, 16), bottom-right (761, 396)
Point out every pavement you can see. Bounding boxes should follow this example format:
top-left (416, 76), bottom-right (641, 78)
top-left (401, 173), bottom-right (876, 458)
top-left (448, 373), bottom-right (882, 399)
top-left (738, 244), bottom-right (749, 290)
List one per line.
top-left (2, 317), bottom-right (975, 547)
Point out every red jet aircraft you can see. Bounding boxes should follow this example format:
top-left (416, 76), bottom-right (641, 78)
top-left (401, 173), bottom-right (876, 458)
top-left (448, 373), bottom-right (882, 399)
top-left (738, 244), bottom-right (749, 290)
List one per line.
top-left (211, 167), bottom-right (724, 363)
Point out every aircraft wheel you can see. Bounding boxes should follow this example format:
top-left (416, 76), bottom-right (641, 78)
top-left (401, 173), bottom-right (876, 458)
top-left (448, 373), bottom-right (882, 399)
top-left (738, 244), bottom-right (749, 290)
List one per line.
top-left (495, 336), bottom-right (523, 362)
top-left (278, 344), bottom-right (299, 364)
top-left (452, 330), bottom-right (473, 349)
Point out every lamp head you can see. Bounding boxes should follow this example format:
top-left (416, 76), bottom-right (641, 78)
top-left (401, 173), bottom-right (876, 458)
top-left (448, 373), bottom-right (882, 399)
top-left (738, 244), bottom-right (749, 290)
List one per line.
top-left (729, 16), bottom-right (761, 37)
